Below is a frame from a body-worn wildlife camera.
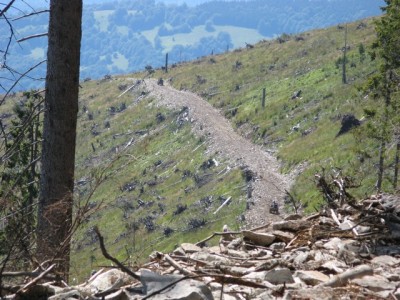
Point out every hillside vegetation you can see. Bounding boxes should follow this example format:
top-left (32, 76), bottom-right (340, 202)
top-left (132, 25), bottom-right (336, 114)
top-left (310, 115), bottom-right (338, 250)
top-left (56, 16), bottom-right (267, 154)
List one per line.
top-left (63, 17), bottom-right (391, 281)
top-left (150, 18), bottom-right (384, 208)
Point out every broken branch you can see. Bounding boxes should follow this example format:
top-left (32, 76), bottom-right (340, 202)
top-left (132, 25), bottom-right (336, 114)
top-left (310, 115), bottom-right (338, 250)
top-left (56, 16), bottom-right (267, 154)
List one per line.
top-left (94, 226), bottom-right (140, 280)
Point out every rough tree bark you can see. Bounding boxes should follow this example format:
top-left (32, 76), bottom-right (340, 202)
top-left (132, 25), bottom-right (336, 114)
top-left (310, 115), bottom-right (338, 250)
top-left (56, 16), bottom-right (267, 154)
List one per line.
top-left (36, 0), bottom-right (82, 280)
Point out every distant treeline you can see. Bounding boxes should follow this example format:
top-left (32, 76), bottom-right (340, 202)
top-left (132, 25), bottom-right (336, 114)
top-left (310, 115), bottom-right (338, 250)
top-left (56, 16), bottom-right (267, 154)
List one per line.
top-left (1, 0), bottom-right (382, 90)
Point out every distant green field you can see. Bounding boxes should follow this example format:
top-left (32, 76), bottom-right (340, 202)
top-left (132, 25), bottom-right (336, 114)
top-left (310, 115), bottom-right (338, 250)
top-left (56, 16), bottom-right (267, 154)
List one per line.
top-left (142, 25), bottom-right (269, 53)
top-left (93, 10), bottom-right (113, 32)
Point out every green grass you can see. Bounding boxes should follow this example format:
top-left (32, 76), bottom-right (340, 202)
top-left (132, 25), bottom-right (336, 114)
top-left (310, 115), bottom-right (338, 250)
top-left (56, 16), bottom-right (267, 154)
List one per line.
top-left (153, 25), bottom-right (267, 53)
top-left (145, 17), bottom-right (388, 207)
top-left (2, 17), bottom-right (390, 281)
top-left (70, 77), bottom-right (247, 280)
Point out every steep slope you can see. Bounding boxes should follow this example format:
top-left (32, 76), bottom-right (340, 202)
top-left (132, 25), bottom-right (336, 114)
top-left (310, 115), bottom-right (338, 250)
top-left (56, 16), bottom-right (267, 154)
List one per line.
top-left (147, 18), bottom-right (381, 209)
top-left (68, 17), bottom-right (384, 280)
top-left (145, 79), bottom-right (290, 226)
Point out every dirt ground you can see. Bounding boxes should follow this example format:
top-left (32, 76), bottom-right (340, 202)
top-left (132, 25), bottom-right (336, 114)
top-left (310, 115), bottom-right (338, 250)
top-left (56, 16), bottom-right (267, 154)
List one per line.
top-left (144, 79), bottom-right (292, 227)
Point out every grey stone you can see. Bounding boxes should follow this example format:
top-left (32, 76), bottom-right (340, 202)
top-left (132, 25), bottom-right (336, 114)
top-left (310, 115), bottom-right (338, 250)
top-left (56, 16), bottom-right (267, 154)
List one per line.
top-left (321, 260), bottom-right (346, 273)
top-left (295, 270), bottom-right (329, 286)
top-left (173, 247), bottom-right (186, 256)
top-left (181, 243), bottom-right (202, 253)
top-left (323, 237), bottom-right (344, 251)
top-left (272, 230), bottom-right (295, 242)
top-left (227, 237), bottom-right (242, 249)
top-left (270, 242), bottom-right (286, 251)
top-left (371, 255), bottom-right (400, 267)
top-left (293, 251), bottom-right (309, 265)
top-left (272, 220), bottom-right (308, 232)
top-left (312, 250), bottom-right (336, 263)
top-left (190, 252), bottom-right (231, 265)
top-left (140, 270), bottom-right (213, 300)
top-left (265, 268), bottom-right (294, 284)
top-left (86, 269), bottom-right (132, 293)
top-left (352, 275), bottom-right (396, 292)
top-left (242, 230), bottom-right (275, 246)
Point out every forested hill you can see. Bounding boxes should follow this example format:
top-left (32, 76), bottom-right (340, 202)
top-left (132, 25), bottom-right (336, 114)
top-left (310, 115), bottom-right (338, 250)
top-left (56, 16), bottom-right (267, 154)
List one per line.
top-left (1, 0), bottom-right (382, 91)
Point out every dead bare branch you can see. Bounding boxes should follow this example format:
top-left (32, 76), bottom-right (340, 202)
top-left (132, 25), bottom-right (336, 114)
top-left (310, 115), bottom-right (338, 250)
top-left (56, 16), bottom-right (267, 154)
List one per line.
top-left (17, 32), bottom-right (48, 43)
top-left (0, 0), bottom-right (16, 18)
top-left (12, 9), bottom-right (49, 21)
top-left (94, 226), bottom-right (140, 280)
top-left (16, 264), bottom-right (56, 294)
top-left (0, 60), bottom-right (46, 104)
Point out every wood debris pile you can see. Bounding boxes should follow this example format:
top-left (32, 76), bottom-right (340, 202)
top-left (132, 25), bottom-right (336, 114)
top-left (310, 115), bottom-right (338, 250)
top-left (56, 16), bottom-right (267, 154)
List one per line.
top-left (2, 194), bottom-right (400, 299)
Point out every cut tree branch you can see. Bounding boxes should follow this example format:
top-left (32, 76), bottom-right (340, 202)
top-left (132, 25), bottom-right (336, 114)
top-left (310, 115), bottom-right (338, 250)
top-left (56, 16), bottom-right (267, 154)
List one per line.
top-left (12, 9), bottom-right (49, 21)
top-left (17, 32), bottom-right (48, 43)
top-left (94, 226), bottom-right (140, 280)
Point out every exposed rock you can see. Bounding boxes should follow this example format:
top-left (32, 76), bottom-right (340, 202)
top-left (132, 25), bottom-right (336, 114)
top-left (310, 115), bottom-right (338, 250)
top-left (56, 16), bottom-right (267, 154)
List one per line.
top-left (351, 275), bottom-right (396, 292)
top-left (242, 230), bottom-right (275, 246)
top-left (371, 255), bottom-right (400, 267)
top-left (295, 270), bottom-right (329, 286)
top-left (4, 194), bottom-right (400, 300)
top-left (140, 269), bottom-right (213, 300)
top-left (320, 260), bottom-right (346, 273)
top-left (82, 269), bottom-right (133, 294)
top-left (293, 251), bottom-right (310, 265)
top-left (190, 252), bottom-right (231, 265)
top-left (272, 230), bottom-right (295, 242)
top-left (265, 268), bottom-right (294, 284)
top-left (272, 220), bottom-right (308, 232)
top-left (180, 243), bottom-right (202, 253)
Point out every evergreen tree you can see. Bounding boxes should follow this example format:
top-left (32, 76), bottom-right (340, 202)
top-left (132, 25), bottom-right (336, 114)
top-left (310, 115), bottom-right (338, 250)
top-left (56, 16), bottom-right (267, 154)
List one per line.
top-left (0, 91), bottom-right (42, 268)
top-left (364, 0), bottom-right (400, 191)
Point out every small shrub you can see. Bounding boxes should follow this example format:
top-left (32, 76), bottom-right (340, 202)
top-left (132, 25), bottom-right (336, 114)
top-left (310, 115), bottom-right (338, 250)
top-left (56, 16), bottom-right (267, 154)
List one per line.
top-left (173, 203), bottom-right (187, 215)
top-left (187, 218), bottom-right (206, 231)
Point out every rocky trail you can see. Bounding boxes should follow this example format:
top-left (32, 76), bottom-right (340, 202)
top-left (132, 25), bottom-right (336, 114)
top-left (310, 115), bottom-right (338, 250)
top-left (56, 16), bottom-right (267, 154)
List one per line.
top-left (144, 79), bottom-right (291, 227)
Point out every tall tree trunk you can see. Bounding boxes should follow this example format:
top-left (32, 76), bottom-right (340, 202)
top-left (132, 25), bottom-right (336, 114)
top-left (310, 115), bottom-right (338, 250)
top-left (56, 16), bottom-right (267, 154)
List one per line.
top-left (37, 0), bottom-right (82, 281)
top-left (376, 139), bottom-right (386, 192)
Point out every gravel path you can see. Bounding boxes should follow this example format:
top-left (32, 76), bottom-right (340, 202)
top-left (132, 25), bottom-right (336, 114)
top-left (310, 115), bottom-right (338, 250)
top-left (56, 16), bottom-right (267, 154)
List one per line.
top-left (144, 79), bottom-right (291, 227)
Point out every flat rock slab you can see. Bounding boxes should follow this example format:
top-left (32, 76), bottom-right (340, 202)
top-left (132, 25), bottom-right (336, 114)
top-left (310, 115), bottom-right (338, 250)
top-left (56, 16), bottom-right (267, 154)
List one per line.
top-left (180, 243), bottom-right (202, 253)
top-left (140, 270), bottom-right (213, 300)
top-left (371, 255), bottom-right (400, 267)
top-left (242, 230), bottom-right (275, 246)
top-left (351, 275), bottom-right (396, 292)
top-left (295, 270), bottom-right (329, 286)
top-left (85, 269), bottom-right (132, 293)
top-left (272, 220), bottom-right (309, 232)
top-left (265, 268), bottom-right (294, 284)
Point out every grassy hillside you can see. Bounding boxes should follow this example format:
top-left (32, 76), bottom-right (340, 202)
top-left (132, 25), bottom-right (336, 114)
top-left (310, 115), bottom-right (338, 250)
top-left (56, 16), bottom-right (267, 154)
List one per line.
top-left (71, 77), bottom-right (247, 281)
top-left (144, 18), bottom-right (385, 210)
top-left (1, 17), bottom-right (385, 281)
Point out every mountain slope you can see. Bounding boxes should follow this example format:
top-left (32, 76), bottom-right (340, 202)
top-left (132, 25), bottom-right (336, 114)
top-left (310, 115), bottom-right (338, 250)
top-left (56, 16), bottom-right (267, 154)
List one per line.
top-left (145, 79), bottom-right (290, 227)
top-left (64, 17), bottom-right (382, 280)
